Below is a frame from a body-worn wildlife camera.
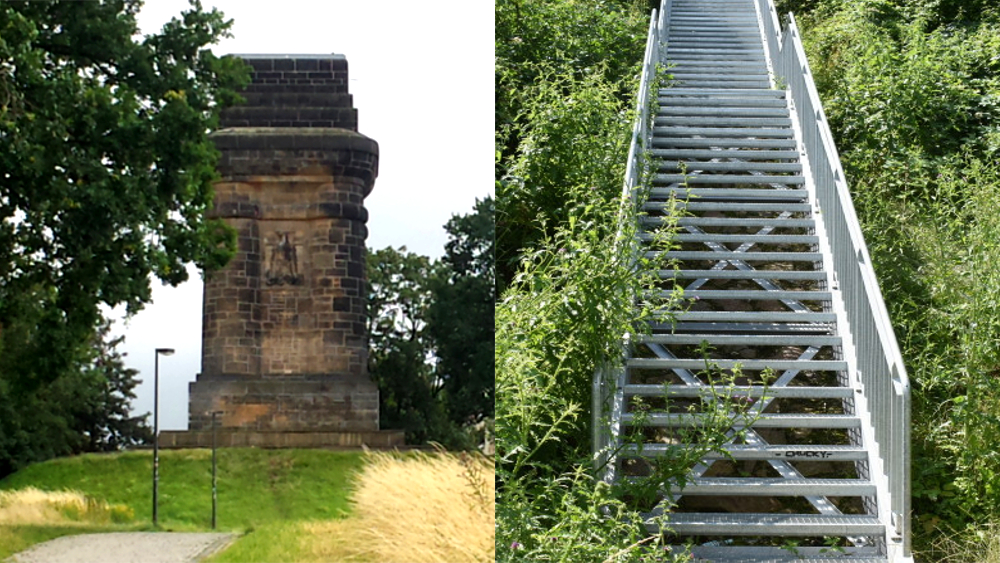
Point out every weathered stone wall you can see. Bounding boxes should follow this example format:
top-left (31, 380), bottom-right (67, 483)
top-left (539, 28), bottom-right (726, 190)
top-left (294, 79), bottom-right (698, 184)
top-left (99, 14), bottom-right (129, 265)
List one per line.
top-left (220, 56), bottom-right (356, 129)
top-left (188, 55), bottom-right (382, 434)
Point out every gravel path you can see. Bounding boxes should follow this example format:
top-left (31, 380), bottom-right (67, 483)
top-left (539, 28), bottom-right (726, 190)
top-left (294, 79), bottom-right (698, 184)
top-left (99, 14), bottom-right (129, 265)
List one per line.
top-left (8, 532), bottom-right (237, 563)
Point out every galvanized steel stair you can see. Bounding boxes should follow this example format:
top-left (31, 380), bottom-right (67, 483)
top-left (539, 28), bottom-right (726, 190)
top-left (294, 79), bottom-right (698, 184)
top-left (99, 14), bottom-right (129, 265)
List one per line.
top-left (604, 0), bottom-right (900, 560)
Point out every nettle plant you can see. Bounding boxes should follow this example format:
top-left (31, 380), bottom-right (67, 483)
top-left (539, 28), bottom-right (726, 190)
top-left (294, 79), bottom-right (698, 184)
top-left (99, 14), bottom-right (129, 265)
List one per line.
top-left (496, 144), bottom-right (760, 563)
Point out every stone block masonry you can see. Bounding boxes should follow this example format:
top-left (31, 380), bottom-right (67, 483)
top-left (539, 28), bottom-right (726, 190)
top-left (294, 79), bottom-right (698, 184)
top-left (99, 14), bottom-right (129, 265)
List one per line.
top-left (187, 55), bottom-right (399, 444)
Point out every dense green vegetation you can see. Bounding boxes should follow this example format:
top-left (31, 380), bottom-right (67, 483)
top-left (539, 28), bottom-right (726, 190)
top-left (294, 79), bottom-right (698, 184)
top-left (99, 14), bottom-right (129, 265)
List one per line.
top-left (0, 320), bottom-right (151, 476)
top-left (496, 0), bottom-right (649, 294)
top-left (787, 0), bottom-right (1000, 557)
top-left (0, 0), bottom-right (248, 477)
top-left (367, 198), bottom-right (495, 446)
top-left (495, 0), bottom-right (657, 558)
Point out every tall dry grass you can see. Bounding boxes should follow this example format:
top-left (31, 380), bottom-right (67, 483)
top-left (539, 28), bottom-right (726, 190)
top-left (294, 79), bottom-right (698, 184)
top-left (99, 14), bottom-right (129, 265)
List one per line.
top-left (924, 523), bottom-right (1000, 563)
top-left (304, 451), bottom-right (495, 563)
top-left (0, 487), bottom-right (132, 526)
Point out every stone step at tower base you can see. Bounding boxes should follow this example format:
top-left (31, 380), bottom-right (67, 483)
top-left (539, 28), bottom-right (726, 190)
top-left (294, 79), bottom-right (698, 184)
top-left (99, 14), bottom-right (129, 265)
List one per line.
top-left (159, 429), bottom-right (401, 449)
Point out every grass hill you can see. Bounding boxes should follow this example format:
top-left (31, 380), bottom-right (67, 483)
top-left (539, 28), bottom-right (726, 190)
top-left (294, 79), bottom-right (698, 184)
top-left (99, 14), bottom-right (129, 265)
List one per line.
top-left (0, 448), bottom-right (363, 531)
top-left (0, 448), bottom-right (494, 562)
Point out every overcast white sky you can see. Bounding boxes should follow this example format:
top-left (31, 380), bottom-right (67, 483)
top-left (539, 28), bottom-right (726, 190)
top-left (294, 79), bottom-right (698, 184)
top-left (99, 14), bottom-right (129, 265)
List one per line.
top-left (112, 0), bottom-right (493, 430)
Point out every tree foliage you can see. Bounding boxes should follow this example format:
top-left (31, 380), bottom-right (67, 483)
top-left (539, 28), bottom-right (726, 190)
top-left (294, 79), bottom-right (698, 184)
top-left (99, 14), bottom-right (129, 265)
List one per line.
top-left (0, 315), bottom-right (151, 477)
top-left (427, 197), bottom-right (495, 424)
top-left (367, 246), bottom-right (448, 444)
top-left (0, 0), bottom-right (246, 477)
top-left (367, 199), bottom-right (495, 445)
top-left (0, 0), bottom-right (248, 387)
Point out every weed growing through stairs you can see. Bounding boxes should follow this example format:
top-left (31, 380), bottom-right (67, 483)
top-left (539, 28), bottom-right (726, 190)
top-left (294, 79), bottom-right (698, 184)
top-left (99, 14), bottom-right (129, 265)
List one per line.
top-left (612, 353), bottom-right (766, 517)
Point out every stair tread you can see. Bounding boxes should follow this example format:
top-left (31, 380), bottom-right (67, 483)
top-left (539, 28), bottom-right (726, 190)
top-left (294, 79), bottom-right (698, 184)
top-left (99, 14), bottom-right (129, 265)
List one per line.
top-left (667, 40), bottom-right (763, 46)
top-left (668, 216), bottom-right (815, 226)
top-left (670, 53), bottom-right (768, 59)
top-left (660, 88), bottom-right (785, 97)
top-left (664, 54), bottom-right (767, 61)
top-left (679, 289), bottom-right (831, 300)
top-left (669, 201), bottom-right (811, 210)
top-left (670, 65), bottom-right (769, 73)
top-left (657, 126), bottom-right (794, 138)
top-left (681, 545), bottom-right (884, 561)
top-left (653, 137), bottom-right (798, 148)
top-left (667, 59), bottom-right (768, 65)
top-left (664, 477), bottom-right (876, 496)
top-left (649, 187), bottom-right (808, 200)
top-left (661, 269), bottom-right (826, 280)
top-left (654, 233), bottom-right (818, 243)
top-left (655, 173), bottom-right (805, 184)
top-left (627, 443), bottom-right (868, 461)
top-left (624, 385), bottom-right (854, 399)
top-left (673, 82), bottom-right (773, 89)
top-left (659, 107), bottom-right (789, 116)
top-left (652, 512), bottom-right (884, 535)
top-left (657, 116), bottom-right (791, 126)
top-left (658, 250), bottom-right (823, 261)
top-left (661, 162), bottom-right (802, 173)
top-left (668, 311), bottom-right (835, 322)
top-left (627, 357), bottom-right (844, 369)
top-left (622, 412), bottom-right (861, 429)
top-left (636, 334), bottom-right (840, 345)
top-left (671, 74), bottom-right (772, 82)
top-left (667, 321), bottom-right (835, 333)
top-left (652, 150), bottom-right (800, 160)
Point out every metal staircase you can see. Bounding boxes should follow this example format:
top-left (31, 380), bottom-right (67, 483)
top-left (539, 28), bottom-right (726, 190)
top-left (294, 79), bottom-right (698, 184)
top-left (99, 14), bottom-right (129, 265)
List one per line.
top-left (593, 0), bottom-right (912, 560)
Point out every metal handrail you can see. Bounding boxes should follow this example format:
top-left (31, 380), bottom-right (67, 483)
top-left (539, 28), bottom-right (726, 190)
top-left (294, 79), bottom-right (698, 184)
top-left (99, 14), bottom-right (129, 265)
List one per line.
top-left (755, 0), bottom-right (912, 556)
top-left (593, 0), bottom-right (667, 484)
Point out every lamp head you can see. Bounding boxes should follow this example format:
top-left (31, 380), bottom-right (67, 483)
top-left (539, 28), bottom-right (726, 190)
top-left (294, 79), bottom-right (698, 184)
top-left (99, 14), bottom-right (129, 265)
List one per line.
top-left (155, 348), bottom-right (176, 356)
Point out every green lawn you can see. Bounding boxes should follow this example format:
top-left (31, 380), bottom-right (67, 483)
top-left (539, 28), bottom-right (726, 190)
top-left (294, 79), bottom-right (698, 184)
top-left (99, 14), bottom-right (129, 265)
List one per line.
top-left (0, 448), bottom-right (367, 558)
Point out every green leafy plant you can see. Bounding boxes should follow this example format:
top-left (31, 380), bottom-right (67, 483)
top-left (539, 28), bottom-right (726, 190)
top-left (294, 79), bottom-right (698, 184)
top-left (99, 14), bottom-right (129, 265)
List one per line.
top-left (780, 538), bottom-right (802, 557)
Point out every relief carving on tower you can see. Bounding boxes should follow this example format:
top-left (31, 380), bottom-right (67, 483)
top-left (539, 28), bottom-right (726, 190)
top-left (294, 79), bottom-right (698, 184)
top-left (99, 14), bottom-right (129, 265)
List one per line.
top-left (265, 231), bottom-right (304, 286)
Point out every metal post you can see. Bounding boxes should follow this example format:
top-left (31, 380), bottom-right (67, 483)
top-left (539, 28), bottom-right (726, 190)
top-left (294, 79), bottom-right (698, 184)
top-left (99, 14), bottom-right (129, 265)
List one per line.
top-left (212, 411), bottom-right (219, 530)
top-left (152, 348), bottom-right (174, 526)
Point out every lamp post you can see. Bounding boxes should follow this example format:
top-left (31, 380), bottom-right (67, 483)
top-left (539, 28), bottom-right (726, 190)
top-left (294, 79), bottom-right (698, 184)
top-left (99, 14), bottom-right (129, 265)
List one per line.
top-left (152, 347), bottom-right (175, 526)
top-left (211, 410), bottom-right (223, 529)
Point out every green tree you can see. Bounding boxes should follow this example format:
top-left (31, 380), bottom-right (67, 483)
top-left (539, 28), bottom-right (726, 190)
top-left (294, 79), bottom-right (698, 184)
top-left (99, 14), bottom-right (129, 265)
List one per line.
top-left (0, 0), bottom-right (248, 388)
top-left (74, 320), bottom-right (153, 452)
top-left (0, 309), bottom-right (151, 477)
top-left (427, 198), bottom-right (495, 424)
top-left (366, 246), bottom-right (448, 444)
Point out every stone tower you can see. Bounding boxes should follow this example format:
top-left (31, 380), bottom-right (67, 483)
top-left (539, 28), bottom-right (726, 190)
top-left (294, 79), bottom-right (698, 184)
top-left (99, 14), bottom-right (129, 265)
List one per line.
top-left (182, 54), bottom-right (396, 445)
